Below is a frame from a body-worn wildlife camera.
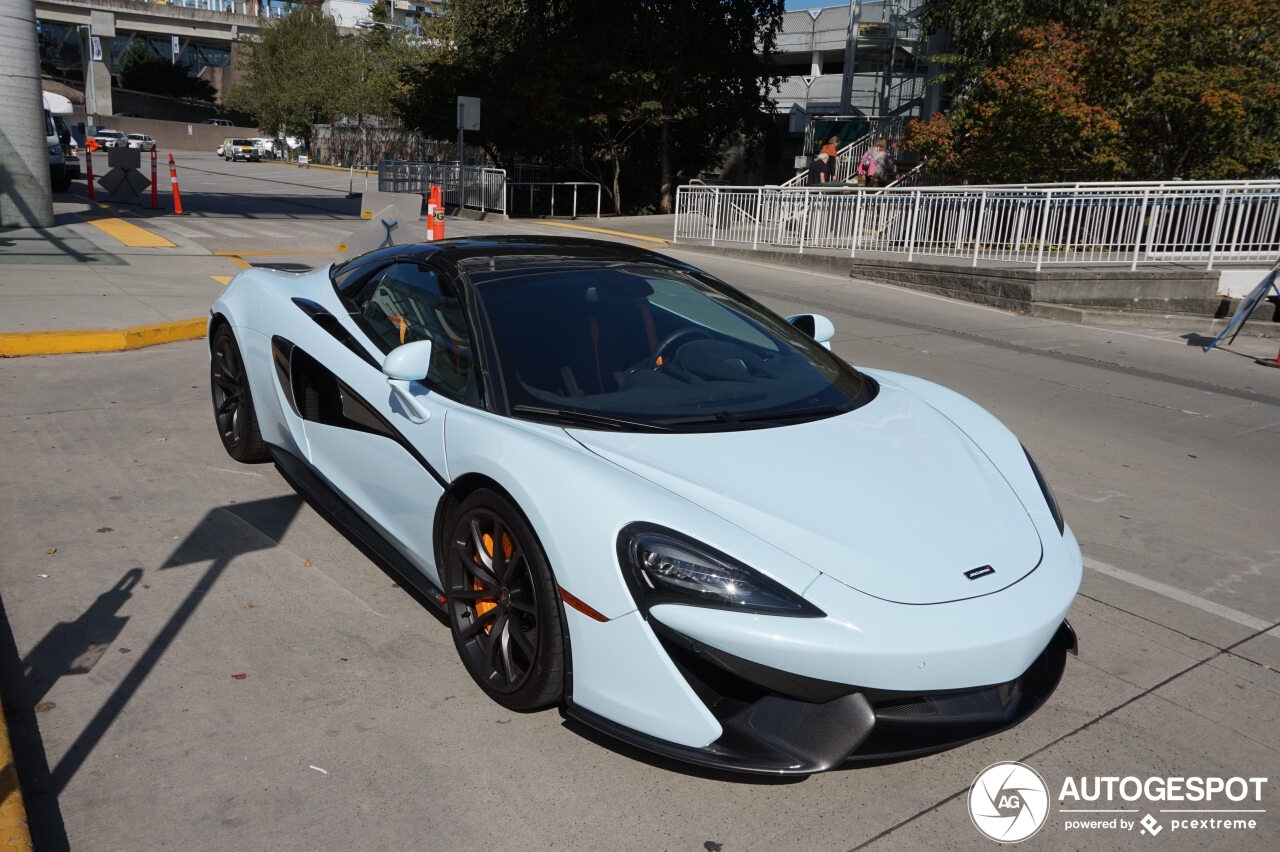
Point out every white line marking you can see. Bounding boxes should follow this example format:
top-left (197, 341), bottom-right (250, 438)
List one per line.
top-left (1085, 556), bottom-right (1280, 639)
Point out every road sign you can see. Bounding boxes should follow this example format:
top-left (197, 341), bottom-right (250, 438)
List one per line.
top-left (98, 166), bottom-right (151, 205)
top-left (457, 96), bottom-right (480, 131)
top-left (108, 147), bottom-right (141, 170)
top-left (85, 138), bottom-right (100, 152)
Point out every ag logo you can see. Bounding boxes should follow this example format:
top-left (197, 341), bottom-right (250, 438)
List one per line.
top-left (968, 761), bottom-right (1050, 843)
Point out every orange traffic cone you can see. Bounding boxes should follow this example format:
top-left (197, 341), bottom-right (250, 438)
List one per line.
top-left (168, 153), bottom-right (184, 214)
top-left (429, 185), bottom-right (445, 241)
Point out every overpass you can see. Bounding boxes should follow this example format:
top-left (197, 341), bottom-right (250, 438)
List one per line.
top-left (34, 0), bottom-right (273, 116)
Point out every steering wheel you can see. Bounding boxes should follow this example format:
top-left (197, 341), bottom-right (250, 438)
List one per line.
top-left (627, 327), bottom-right (712, 375)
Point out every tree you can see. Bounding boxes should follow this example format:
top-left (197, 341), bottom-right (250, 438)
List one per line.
top-left (398, 0), bottom-right (785, 213)
top-left (1106, 0), bottom-right (1280, 180)
top-left (908, 23), bottom-right (1124, 183)
top-left (912, 0), bottom-right (1280, 182)
top-left (227, 7), bottom-right (361, 143)
top-left (118, 41), bottom-right (217, 101)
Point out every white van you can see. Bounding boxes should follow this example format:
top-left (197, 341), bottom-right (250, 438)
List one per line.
top-left (42, 92), bottom-right (72, 193)
top-left (43, 109), bottom-right (70, 193)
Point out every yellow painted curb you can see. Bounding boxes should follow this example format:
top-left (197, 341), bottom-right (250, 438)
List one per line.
top-left (0, 318), bottom-right (207, 357)
top-left (77, 214), bottom-right (175, 248)
top-left (0, 696), bottom-right (34, 850)
top-left (539, 221), bottom-right (671, 244)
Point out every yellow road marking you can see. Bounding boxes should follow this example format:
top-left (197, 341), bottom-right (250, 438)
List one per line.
top-left (78, 214), bottom-right (175, 248)
top-left (0, 696), bottom-right (33, 849)
top-left (0, 318), bottom-right (206, 357)
top-left (539, 221), bottom-right (670, 244)
top-left (212, 250), bottom-right (339, 256)
top-left (211, 275), bottom-right (234, 286)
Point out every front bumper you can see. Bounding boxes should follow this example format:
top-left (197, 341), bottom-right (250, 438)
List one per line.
top-left (566, 620), bottom-right (1076, 775)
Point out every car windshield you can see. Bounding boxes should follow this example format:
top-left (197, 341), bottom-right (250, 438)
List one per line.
top-left (471, 261), bottom-right (871, 430)
top-left (231, 138), bottom-right (250, 146)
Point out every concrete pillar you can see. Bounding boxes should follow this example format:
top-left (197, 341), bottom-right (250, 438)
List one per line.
top-left (81, 9), bottom-right (116, 122)
top-left (0, 0), bottom-right (54, 228)
top-left (810, 50), bottom-right (822, 77)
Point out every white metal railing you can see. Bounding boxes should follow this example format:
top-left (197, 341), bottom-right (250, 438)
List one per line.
top-left (507, 182), bottom-right (603, 219)
top-left (378, 160), bottom-right (507, 214)
top-left (674, 180), bottom-right (1280, 270)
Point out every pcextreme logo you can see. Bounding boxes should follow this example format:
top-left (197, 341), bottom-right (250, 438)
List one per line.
top-left (968, 762), bottom-right (1270, 843)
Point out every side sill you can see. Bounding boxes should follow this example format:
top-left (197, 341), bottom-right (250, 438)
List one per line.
top-left (267, 443), bottom-right (447, 614)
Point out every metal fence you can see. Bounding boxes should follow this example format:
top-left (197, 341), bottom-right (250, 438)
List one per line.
top-left (377, 161), bottom-right (507, 215)
top-left (506, 182), bottom-right (603, 219)
top-left (674, 180), bottom-right (1280, 270)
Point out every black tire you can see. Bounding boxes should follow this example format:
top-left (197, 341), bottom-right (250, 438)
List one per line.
top-left (210, 324), bottom-right (269, 463)
top-left (444, 489), bottom-right (566, 710)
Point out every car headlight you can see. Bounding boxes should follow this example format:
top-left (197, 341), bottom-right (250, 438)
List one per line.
top-left (1023, 446), bottom-right (1065, 535)
top-left (618, 524), bottom-right (824, 617)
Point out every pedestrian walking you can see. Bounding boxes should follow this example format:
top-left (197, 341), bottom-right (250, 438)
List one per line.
top-left (868, 138), bottom-right (897, 188)
top-left (808, 152), bottom-right (830, 186)
top-left (820, 135), bottom-right (840, 182)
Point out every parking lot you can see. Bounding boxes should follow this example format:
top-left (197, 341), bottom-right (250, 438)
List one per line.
top-left (1, 156), bottom-right (1277, 850)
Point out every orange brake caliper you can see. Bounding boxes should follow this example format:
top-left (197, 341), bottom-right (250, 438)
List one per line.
top-left (473, 532), bottom-right (513, 631)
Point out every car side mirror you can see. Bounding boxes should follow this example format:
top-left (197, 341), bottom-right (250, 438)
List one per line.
top-left (383, 339), bottom-right (433, 380)
top-left (383, 340), bottom-right (433, 423)
top-left (786, 313), bottom-right (836, 350)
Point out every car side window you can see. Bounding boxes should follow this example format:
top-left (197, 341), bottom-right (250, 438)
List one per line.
top-left (360, 263), bottom-right (476, 402)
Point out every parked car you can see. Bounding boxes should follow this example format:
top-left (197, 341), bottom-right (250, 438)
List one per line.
top-left (208, 236), bottom-right (1082, 774)
top-left (223, 138), bottom-right (260, 162)
top-left (126, 133), bottom-right (157, 152)
top-left (250, 137), bottom-right (276, 159)
top-left (203, 118), bottom-right (233, 126)
top-left (91, 129), bottom-right (127, 149)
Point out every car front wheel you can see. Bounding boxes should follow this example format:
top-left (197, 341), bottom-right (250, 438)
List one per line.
top-left (210, 324), bottom-right (269, 463)
top-left (445, 490), bottom-right (566, 711)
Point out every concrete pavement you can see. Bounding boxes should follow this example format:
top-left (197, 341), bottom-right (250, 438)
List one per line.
top-left (2, 161), bottom-right (1280, 848)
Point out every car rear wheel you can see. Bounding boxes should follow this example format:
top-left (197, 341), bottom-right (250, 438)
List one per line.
top-left (445, 490), bottom-right (565, 711)
top-left (210, 324), bottom-right (269, 463)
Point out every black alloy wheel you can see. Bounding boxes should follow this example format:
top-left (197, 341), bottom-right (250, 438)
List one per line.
top-left (445, 490), bottom-right (565, 711)
top-left (210, 324), bottom-right (269, 463)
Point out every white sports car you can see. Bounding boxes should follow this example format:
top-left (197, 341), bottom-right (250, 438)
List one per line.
top-left (209, 236), bottom-right (1081, 774)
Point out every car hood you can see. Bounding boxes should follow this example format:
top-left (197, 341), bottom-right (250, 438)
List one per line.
top-left (569, 383), bottom-right (1043, 605)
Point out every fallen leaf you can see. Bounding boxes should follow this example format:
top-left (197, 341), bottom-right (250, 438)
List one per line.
top-left (156, 437), bottom-right (167, 443)
top-left (303, 560), bottom-right (312, 567)
top-left (45, 547), bottom-right (57, 555)
top-left (231, 673), bottom-right (248, 680)
top-left (34, 702), bottom-right (56, 713)
top-left (97, 527), bottom-right (113, 534)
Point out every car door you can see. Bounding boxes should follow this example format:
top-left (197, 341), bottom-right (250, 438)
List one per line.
top-left (289, 260), bottom-right (478, 587)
